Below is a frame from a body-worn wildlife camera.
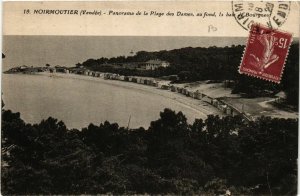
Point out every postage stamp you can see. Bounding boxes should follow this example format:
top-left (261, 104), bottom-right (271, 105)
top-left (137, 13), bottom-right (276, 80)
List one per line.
top-left (239, 23), bottom-right (293, 83)
top-left (232, 2), bottom-right (291, 31)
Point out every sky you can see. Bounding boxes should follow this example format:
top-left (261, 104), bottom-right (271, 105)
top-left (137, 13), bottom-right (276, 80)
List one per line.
top-left (3, 36), bottom-right (248, 70)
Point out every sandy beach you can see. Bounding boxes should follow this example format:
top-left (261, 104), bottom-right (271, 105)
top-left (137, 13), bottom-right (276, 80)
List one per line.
top-left (39, 72), bottom-right (222, 118)
top-left (3, 72), bottom-right (225, 129)
top-left (5, 71), bottom-right (296, 130)
top-left (39, 72), bottom-right (299, 120)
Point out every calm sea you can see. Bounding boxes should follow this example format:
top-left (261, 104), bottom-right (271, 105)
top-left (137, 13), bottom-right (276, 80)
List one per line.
top-left (2, 74), bottom-right (206, 129)
top-left (2, 36), bottom-right (248, 71)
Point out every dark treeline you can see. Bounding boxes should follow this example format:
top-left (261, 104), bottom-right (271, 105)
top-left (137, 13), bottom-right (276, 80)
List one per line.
top-left (77, 45), bottom-right (244, 81)
top-left (77, 43), bottom-right (299, 107)
top-left (2, 108), bottom-right (297, 195)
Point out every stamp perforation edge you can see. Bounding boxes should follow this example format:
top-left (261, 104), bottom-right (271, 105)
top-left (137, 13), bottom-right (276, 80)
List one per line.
top-left (238, 23), bottom-right (293, 84)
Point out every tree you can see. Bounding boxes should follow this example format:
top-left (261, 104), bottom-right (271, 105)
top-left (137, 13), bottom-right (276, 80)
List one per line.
top-left (1, 108), bottom-right (298, 194)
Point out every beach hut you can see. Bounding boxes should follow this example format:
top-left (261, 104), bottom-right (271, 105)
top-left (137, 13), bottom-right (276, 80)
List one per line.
top-left (119, 75), bottom-right (125, 81)
top-left (161, 84), bottom-right (170, 90)
top-left (185, 89), bottom-right (190, 97)
top-left (147, 79), bottom-right (151, 86)
top-left (180, 88), bottom-right (185, 95)
top-left (196, 92), bottom-right (204, 100)
top-left (141, 78), bottom-right (145, 84)
top-left (111, 74), bottom-right (117, 80)
top-left (173, 86), bottom-right (178, 92)
top-left (151, 80), bottom-right (155, 86)
top-left (212, 99), bottom-right (219, 107)
top-left (104, 73), bottom-right (110, 79)
top-left (152, 81), bottom-right (159, 87)
top-left (226, 107), bottom-right (233, 116)
top-left (184, 89), bottom-right (189, 96)
top-left (150, 79), bottom-right (155, 86)
top-left (49, 68), bottom-right (56, 73)
top-left (139, 78), bottom-right (144, 84)
top-left (170, 85), bottom-right (176, 92)
top-left (136, 78), bottom-right (142, 84)
top-left (157, 83), bottom-right (162, 88)
top-left (218, 104), bottom-right (227, 112)
top-left (139, 78), bottom-right (145, 84)
top-left (140, 79), bottom-right (145, 84)
top-left (176, 87), bottom-right (183, 94)
top-left (193, 91), bottom-right (200, 99)
top-left (133, 77), bottom-right (138, 83)
top-left (192, 91), bottom-right (199, 99)
top-left (181, 88), bottom-right (188, 95)
top-left (202, 95), bottom-right (213, 104)
top-left (188, 90), bottom-right (194, 97)
top-left (145, 79), bottom-right (149, 85)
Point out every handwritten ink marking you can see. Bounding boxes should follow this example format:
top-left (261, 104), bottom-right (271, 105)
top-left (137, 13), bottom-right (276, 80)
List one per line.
top-left (208, 25), bottom-right (217, 32)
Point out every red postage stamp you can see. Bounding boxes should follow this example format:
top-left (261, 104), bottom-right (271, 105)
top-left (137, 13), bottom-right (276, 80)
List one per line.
top-left (239, 23), bottom-right (293, 83)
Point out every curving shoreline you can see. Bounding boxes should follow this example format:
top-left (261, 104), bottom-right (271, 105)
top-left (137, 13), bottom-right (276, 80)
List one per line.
top-left (5, 70), bottom-right (297, 129)
top-left (37, 72), bottom-right (222, 118)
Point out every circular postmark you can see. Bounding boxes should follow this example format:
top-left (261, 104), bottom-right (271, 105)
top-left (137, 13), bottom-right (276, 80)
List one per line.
top-left (232, 1), bottom-right (291, 31)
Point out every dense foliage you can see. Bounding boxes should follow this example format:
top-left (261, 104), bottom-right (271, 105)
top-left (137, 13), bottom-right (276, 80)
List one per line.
top-left (2, 108), bottom-right (297, 195)
top-left (77, 45), bottom-right (244, 81)
top-left (77, 43), bottom-right (299, 107)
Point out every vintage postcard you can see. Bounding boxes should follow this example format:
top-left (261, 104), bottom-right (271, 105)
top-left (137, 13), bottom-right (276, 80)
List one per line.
top-left (1, 1), bottom-right (299, 195)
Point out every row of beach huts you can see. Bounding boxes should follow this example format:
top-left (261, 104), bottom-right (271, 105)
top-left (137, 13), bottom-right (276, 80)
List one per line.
top-left (80, 70), bottom-right (251, 121)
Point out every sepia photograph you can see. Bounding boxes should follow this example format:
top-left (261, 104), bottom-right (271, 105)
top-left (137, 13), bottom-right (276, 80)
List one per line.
top-left (1, 1), bottom-right (299, 195)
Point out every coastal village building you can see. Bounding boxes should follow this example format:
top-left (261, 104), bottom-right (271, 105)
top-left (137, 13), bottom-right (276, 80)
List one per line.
top-left (122, 62), bottom-right (141, 69)
top-left (68, 67), bottom-right (86, 75)
top-left (144, 59), bottom-right (170, 70)
top-left (20, 65), bottom-right (28, 70)
top-left (55, 66), bottom-right (69, 73)
top-left (100, 60), bottom-right (170, 70)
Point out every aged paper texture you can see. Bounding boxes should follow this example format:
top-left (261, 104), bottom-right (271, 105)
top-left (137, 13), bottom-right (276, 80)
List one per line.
top-left (2, 1), bottom-right (299, 195)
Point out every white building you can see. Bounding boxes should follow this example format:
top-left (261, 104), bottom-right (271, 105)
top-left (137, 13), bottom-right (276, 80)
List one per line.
top-left (144, 59), bottom-right (170, 70)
